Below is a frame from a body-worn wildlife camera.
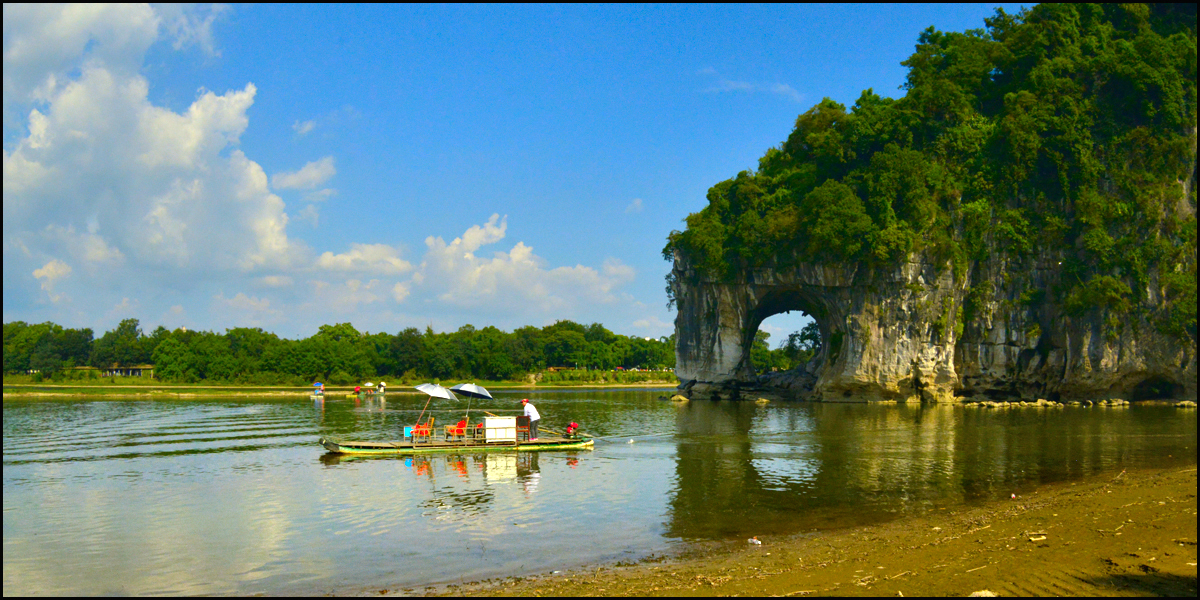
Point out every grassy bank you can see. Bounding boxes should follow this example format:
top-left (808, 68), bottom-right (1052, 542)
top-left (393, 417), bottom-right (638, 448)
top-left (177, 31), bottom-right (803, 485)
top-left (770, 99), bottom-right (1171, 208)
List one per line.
top-left (435, 466), bottom-right (1197, 597)
top-left (2, 375), bottom-right (679, 399)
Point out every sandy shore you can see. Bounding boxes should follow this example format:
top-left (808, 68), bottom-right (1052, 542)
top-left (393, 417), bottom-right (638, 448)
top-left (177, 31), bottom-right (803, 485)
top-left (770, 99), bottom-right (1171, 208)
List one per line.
top-left (432, 466), bottom-right (1196, 597)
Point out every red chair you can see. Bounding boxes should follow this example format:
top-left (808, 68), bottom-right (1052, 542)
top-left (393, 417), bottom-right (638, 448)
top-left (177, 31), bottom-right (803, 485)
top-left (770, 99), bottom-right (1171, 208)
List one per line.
top-left (411, 417), bottom-right (434, 443)
top-left (445, 419), bottom-right (468, 441)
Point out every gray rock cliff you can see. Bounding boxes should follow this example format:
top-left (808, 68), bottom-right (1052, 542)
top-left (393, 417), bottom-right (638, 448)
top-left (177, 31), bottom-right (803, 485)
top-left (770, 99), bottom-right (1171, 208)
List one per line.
top-left (670, 246), bottom-right (1197, 403)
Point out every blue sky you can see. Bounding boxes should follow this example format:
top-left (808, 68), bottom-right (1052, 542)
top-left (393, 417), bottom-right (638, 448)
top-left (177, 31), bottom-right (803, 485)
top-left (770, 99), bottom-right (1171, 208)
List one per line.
top-left (3, 3), bottom-right (1025, 343)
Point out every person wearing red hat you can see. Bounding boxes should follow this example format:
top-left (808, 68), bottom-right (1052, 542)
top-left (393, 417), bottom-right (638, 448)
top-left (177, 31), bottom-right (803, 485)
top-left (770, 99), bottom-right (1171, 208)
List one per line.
top-left (521, 398), bottom-right (541, 441)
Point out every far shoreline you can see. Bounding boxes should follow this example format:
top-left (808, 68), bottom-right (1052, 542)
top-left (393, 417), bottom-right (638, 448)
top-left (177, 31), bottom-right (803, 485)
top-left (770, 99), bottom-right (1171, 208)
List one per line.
top-left (1, 381), bottom-right (682, 399)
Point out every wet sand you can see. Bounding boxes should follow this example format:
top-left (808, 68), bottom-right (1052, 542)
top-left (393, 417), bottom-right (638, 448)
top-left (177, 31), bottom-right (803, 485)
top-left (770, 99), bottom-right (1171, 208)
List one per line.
top-left (434, 466), bottom-right (1196, 597)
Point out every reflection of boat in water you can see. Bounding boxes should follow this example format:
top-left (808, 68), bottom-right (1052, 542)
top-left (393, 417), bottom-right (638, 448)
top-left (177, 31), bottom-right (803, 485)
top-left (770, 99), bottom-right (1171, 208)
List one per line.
top-left (319, 434), bottom-right (593, 455)
top-left (319, 382), bottom-right (593, 455)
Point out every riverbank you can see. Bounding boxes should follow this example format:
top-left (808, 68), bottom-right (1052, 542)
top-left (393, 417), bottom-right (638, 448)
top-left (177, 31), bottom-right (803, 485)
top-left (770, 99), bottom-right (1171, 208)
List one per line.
top-left (1, 381), bottom-right (680, 399)
top-left (435, 466), bottom-right (1197, 597)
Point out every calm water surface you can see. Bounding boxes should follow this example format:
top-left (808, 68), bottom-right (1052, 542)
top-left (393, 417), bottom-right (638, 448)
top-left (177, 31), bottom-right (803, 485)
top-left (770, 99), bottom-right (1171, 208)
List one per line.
top-left (3, 390), bottom-right (1195, 595)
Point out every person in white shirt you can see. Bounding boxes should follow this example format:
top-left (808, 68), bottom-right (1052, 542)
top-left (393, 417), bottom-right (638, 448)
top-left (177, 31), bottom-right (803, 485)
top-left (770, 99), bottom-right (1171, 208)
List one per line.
top-left (521, 398), bottom-right (541, 441)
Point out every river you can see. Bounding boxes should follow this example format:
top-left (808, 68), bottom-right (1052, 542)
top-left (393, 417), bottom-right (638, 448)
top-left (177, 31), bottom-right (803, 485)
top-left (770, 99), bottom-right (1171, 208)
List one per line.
top-left (3, 389), bottom-right (1195, 595)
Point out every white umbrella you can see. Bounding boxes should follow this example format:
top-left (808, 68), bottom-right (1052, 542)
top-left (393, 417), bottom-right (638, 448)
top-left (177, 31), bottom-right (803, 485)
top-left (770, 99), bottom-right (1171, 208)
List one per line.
top-left (414, 383), bottom-right (457, 400)
top-left (449, 383), bottom-right (493, 399)
top-left (364, 382), bottom-right (375, 387)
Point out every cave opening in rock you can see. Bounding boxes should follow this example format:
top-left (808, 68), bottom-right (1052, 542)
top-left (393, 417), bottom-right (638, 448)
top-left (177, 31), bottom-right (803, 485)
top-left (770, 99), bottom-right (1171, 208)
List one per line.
top-left (748, 286), bottom-right (826, 380)
top-left (1129, 376), bottom-right (1182, 401)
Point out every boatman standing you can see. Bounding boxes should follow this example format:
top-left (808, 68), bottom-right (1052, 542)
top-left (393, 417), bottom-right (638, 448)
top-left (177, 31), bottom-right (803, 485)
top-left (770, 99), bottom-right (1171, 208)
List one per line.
top-left (521, 398), bottom-right (541, 441)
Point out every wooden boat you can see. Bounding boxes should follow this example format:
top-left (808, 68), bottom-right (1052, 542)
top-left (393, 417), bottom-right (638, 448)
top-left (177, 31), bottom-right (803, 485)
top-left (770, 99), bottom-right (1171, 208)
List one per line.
top-left (319, 434), bottom-right (594, 455)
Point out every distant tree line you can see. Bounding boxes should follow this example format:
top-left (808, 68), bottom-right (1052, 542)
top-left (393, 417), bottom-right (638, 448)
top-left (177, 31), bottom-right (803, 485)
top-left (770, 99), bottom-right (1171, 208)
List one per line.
top-left (3, 318), bottom-right (680, 385)
top-left (750, 321), bottom-right (821, 373)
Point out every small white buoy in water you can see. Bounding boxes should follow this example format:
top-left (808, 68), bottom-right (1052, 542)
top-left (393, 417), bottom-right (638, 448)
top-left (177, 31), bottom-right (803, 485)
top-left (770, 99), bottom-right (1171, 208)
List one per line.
top-left (748, 536), bottom-right (761, 545)
top-left (1011, 493), bottom-right (1017, 499)
top-left (628, 439), bottom-right (635, 444)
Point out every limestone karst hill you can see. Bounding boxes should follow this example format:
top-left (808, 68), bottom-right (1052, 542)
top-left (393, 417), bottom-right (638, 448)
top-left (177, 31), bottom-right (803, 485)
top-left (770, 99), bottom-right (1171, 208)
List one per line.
top-left (666, 4), bottom-right (1197, 402)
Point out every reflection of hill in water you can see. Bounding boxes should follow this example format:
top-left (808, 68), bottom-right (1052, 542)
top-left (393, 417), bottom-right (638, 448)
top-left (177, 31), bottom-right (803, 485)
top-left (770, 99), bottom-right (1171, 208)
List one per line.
top-left (665, 402), bottom-right (1198, 540)
top-left (4, 391), bottom-right (1194, 595)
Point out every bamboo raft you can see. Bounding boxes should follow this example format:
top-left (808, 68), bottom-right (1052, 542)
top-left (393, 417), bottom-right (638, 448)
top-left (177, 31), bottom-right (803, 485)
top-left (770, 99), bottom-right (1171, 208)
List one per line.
top-left (320, 382), bottom-right (592, 455)
top-left (320, 434), bottom-right (594, 455)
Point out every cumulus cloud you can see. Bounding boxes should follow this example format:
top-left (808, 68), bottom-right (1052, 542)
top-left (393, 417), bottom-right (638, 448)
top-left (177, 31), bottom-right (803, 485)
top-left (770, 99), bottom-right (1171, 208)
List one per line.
top-left (292, 119), bottom-right (315, 135)
top-left (156, 3), bottom-right (230, 56)
top-left (41, 224), bottom-right (124, 269)
top-left (297, 204), bottom-right (319, 227)
top-left (3, 4), bottom-right (313, 332)
top-left (405, 214), bottom-right (635, 316)
top-left (2, 5), bottom-right (664, 337)
top-left (212, 292), bottom-right (282, 327)
top-left (2, 4), bottom-right (159, 110)
top-left (287, 214), bottom-right (643, 328)
top-left (271, 156), bottom-right (335, 190)
top-left (258, 275), bottom-right (293, 288)
top-left (32, 258), bottom-right (71, 302)
top-left (632, 315), bottom-right (673, 332)
top-left (4, 69), bottom-right (302, 271)
top-left (316, 243), bottom-right (413, 274)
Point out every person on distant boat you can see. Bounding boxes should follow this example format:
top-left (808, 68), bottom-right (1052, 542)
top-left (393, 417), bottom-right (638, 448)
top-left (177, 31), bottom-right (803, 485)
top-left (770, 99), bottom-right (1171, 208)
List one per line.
top-left (521, 398), bottom-right (541, 441)
top-left (378, 381), bottom-right (386, 394)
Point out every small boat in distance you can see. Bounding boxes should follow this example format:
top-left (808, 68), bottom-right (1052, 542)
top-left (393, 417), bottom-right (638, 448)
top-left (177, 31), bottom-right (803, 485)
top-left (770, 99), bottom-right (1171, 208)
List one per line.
top-left (318, 382), bottom-right (594, 455)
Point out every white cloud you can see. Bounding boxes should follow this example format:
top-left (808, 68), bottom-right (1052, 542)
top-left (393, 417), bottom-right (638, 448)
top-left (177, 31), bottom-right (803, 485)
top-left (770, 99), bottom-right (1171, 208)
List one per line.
top-left (42, 224), bottom-right (124, 268)
top-left (258, 275), bottom-right (293, 288)
top-left (302, 188), bottom-right (336, 203)
top-left (2, 4), bottom-right (159, 109)
top-left (392, 282), bottom-right (410, 303)
top-left (632, 315), bottom-right (673, 332)
top-left (297, 204), bottom-right (319, 227)
top-left (406, 215), bottom-right (636, 317)
top-left (292, 119), bottom-right (315, 135)
top-left (3, 4), bottom-right (312, 331)
top-left (767, 83), bottom-right (804, 103)
top-left (105, 297), bottom-right (140, 321)
top-left (156, 4), bottom-right (230, 56)
top-left (316, 243), bottom-right (413, 274)
top-left (32, 258), bottom-right (71, 302)
top-left (625, 198), bottom-right (643, 214)
top-left (271, 156), bottom-right (335, 190)
top-left (699, 69), bottom-right (804, 103)
top-left (2, 4), bottom-right (661, 337)
top-left (213, 292), bottom-right (282, 326)
top-left (4, 68), bottom-right (303, 272)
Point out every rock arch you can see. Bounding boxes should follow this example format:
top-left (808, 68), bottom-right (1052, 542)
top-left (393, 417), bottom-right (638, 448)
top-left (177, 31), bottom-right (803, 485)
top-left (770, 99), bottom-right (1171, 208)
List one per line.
top-left (669, 249), bottom-right (1197, 403)
top-left (670, 254), bottom-right (962, 402)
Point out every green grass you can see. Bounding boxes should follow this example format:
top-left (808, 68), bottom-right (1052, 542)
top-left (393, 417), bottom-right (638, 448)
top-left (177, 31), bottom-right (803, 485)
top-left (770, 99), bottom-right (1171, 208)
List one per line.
top-left (2, 371), bottom-right (679, 399)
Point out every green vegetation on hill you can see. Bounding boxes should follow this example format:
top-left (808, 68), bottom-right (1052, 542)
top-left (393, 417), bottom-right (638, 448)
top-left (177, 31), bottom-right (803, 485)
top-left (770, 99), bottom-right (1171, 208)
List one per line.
top-left (3, 318), bottom-right (675, 385)
top-left (665, 4), bottom-right (1196, 339)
